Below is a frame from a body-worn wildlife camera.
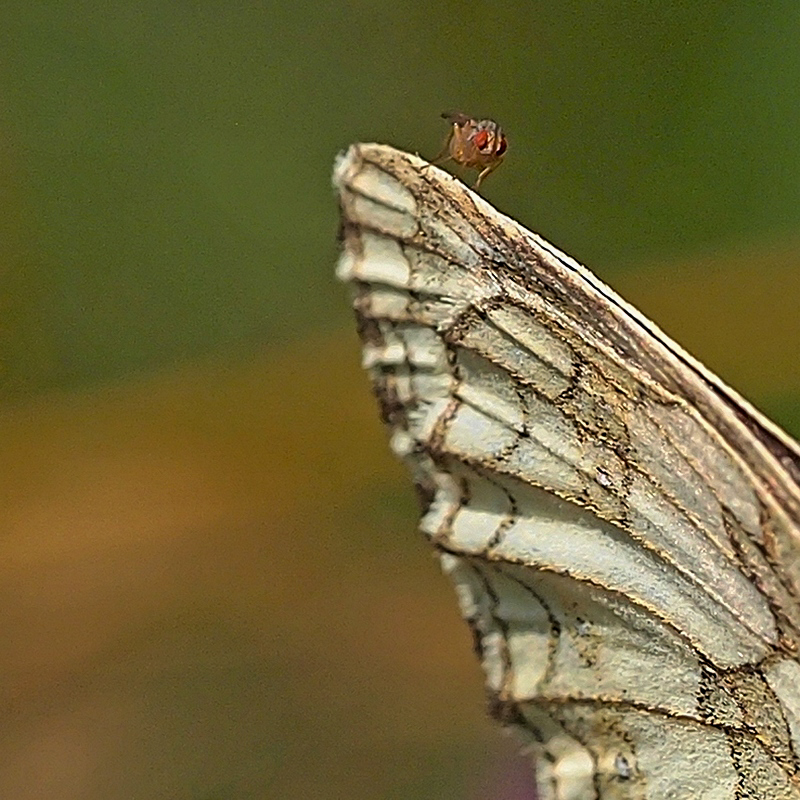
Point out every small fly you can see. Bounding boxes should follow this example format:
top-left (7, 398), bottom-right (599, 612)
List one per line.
top-left (432, 111), bottom-right (507, 189)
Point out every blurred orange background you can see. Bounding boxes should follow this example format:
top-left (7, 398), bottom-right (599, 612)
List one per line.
top-left (1, 4), bottom-right (799, 799)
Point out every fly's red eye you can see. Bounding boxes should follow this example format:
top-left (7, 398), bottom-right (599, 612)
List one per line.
top-left (496, 136), bottom-right (507, 156)
top-left (472, 130), bottom-right (490, 150)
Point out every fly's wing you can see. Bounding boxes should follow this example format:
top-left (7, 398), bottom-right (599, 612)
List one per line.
top-left (334, 143), bottom-right (800, 800)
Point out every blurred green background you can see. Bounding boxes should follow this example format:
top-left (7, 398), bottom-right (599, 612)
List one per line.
top-left (1, 3), bottom-right (799, 799)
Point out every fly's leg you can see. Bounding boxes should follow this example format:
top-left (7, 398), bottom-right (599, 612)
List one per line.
top-left (474, 157), bottom-right (503, 189)
top-left (423, 129), bottom-right (455, 173)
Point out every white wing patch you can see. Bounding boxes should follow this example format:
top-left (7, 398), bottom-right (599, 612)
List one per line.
top-left (335, 144), bottom-right (800, 798)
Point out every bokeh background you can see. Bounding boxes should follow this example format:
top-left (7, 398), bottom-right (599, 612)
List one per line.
top-left (2, 4), bottom-right (800, 799)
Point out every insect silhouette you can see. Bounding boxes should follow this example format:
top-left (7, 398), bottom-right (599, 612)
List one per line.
top-left (432, 111), bottom-right (507, 189)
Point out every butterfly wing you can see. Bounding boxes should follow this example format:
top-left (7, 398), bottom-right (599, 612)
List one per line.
top-left (335, 143), bottom-right (800, 799)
